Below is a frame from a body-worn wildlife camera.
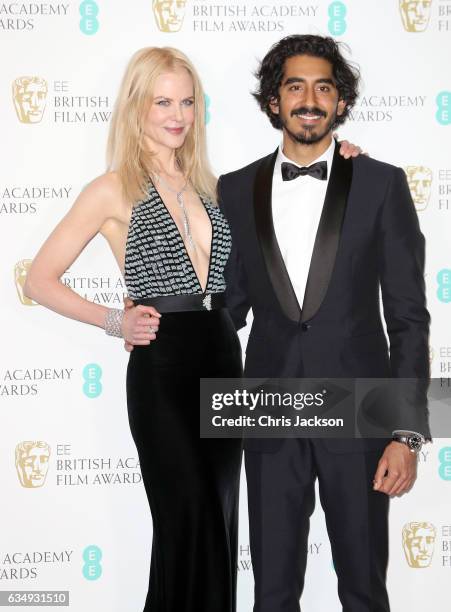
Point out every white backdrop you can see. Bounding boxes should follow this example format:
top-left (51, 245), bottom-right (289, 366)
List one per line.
top-left (1, 1), bottom-right (450, 610)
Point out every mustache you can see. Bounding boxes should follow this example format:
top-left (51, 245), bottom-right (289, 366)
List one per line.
top-left (291, 106), bottom-right (327, 118)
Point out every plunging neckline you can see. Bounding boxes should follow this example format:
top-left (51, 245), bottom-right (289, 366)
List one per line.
top-left (149, 181), bottom-right (214, 294)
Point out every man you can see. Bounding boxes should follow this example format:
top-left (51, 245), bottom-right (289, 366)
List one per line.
top-left (218, 35), bottom-right (430, 611)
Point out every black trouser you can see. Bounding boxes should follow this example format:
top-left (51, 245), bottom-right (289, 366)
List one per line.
top-left (245, 438), bottom-right (390, 612)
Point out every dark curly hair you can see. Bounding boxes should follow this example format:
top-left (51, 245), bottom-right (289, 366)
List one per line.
top-left (253, 35), bottom-right (360, 129)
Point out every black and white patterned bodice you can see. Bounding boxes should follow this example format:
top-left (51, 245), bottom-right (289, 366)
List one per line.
top-left (124, 182), bottom-right (231, 299)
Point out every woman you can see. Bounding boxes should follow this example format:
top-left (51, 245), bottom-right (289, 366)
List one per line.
top-left (25, 47), bottom-right (360, 611)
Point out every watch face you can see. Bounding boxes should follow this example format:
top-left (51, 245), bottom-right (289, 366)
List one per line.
top-left (408, 436), bottom-right (422, 451)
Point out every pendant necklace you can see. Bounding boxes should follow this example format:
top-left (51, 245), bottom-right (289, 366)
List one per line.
top-left (154, 173), bottom-right (196, 250)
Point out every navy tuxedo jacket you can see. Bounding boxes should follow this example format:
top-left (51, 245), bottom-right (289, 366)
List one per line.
top-left (218, 142), bottom-right (431, 453)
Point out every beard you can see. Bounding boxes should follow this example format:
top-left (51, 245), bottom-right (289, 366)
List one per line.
top-left (282, 105), bottom-right (338, 145)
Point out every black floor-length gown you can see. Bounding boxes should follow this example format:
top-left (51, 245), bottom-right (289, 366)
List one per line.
top-left (124, 182), bottom-right (243, 612)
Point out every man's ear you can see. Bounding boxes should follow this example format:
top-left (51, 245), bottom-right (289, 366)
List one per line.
top-left (269, 96), bottom-right (279, 115)
top-left (337, 99), bottom-right (347, 117)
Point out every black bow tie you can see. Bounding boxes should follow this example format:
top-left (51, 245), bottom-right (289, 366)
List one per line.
top-left (281, 160), bottom-right (328, 181)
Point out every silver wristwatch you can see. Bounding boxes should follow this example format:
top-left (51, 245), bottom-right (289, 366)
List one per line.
top-left (392, 431), bottom-right (425, 454)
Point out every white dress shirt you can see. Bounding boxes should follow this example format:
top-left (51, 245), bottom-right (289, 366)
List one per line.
top-left (271, 138), bottom-right (427, 444)
top-left (271, 137), bottom-right (335, 307)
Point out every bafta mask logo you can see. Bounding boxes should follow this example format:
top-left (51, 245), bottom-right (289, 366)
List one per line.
top-left (402, 522), bottom-right (436, 568)
top-left (152, 0), bottom-right (187, 32)
top-left (12, 76), bottom-right (48, 124)
top-left (399, 1), bottom-right (432, 32)
top-left (15, 441), bottom-right (51, 488)
top-left (404, 166), bottom-right (432, 211)
top-left (15, 259), bottom-right (38, 306)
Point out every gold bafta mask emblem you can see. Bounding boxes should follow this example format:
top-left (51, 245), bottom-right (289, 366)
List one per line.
top-left (15, 441), bottom-right (51, 488)
top-left (402, 522), bottom-right (436, 568)
top-left (12, 76), bottom-right (48, 124)
top-left (399, 0), bottom-right (432, 32)
top-left (404, 166), bottom-right (432, 211)
top-left (15, 259), bottom-right (38, 306)
top-left (152, 0), bottom-right (187, 32)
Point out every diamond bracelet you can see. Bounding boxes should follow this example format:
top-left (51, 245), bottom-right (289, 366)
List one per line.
top-left (104, 308), bottom-right (124, 338)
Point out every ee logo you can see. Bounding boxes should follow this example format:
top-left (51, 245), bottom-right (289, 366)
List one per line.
top-left (83, 363), bottom-right (102, 398)
top-left (436, 91), bottom-right (451, 125)
top-left (205, 94), bottom-right (211, 125)
top-left (328, 2), bottom-right (347, 36)
top-left (437, 269), bottom-right (451, 303)
top-left (82, 545), bottom-right (102, 580)
top-left (438, 447), bottom-right (451, 481)
top-left (79, 1), bottom-right (99, 35)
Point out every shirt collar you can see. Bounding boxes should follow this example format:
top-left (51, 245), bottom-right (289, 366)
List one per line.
top-left (275, 137), bottom-right (336, 178)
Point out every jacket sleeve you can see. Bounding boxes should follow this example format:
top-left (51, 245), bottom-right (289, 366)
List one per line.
top-left (217, 175), bottom-right (252, 331)
top-left (378, 166), bottom-right (431, 438)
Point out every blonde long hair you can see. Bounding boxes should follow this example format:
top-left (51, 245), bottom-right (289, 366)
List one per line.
top-left (107, 47), bottom-right (217, 204)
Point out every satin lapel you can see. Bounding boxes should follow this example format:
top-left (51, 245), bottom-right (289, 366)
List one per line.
top-left (253, 149), bottom-right (301, 322)
top-left (301, 141), bottom-right (353, 322)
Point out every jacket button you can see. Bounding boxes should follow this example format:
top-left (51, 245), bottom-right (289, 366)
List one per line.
top-left (301, 323), bottom-right (311, 331)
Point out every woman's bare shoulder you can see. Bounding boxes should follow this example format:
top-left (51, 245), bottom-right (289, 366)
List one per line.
top-left (82, 171), bottom-right (124, 202)
top-left (74, 171), bottom-right (130, 223)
